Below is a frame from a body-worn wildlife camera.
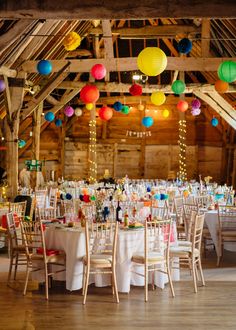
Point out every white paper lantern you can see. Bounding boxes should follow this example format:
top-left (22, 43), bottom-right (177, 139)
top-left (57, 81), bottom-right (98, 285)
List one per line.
top-left (75, 108), bottom-right (83, 116)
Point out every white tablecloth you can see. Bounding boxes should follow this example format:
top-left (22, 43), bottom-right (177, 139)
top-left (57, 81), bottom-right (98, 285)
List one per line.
top-left (43, 225), bottom-right (179, 293)
top-left (205, 210), bottom-right (236, 256)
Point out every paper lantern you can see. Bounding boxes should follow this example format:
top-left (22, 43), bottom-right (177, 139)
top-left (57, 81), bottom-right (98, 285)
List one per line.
top-left (80, 85), bottom-right (100, 103)
top-left (66, 193), bottom-right (72, 200)
top-left (74, 108), bottom-right (82, 116)
top-left (113, 101), bottom-right (123, 111)
top-left (91, 64), bottom-right (106, 80)
top-left (129, 83), bottom-right (143, 96)
top-left (137, 47), bottom-right (167, 76)
top-left (142, 116), bottom-right (154, 128)
top-left (191, 99), bottom-right (201, 110)
top-left (86, 103), bottom-right (93, 110)
top-left (121, 105), bottom-right (130, 114)
top-left (137, 104), bottom-right (145, 111)
top-left (0, 80), bottom-right (6, 92)
top-left (99, 106), bottom-right (113, 121)
top-left (177, 38), bottom-right (192, 54)
top-left (177, 100), bottom-right (188, 112)
top-left (63, 31), bottom-right (81, 51)
top-left (171, 80), bottom-right (186, 94)
top-left (162, 109), bottom-right (170, 118)
top-left (37, 60), bottom-right (52, 75)
top-left (151, 91), bottom-right (166, 106)
top-left (211, 118), bottom-right (219, 127)
top-left (18, 139), bottom-right (26, 148)
top-left (154, 193), bottom-right (160, 200)
top-left (214, 80), bottom-right (229, 93)
top-left (55, 119), bottom-right (62, 127)
top-left (218, 60), bottom-right (236, 83)
top-left (45, 111), bottom-right (55, 122)
top-left (191, 108), bottom-right (201, 116)
top-left (64, 105), bottom-right (74, 117)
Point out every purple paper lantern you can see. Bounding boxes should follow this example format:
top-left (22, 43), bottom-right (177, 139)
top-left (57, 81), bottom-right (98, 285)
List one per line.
top-left (0, 80), bottom-right (6, 92)
top-left (191, 108), bottom-right (201, 116)
top-left (191, 99), bottom-right (201, 110)
top-left (64, 105), bottom-right (74, 117)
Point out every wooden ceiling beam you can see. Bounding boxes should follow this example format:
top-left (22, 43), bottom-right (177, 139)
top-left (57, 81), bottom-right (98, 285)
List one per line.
top-left (20, 57), bottom-right (236, 73)
top-left (57, 81), bottom-right (236, 93)
top-left (194, 91), bottom-right (236, 130)
top-left (90, 24), bottom-right (200, 38)
top-left (1, 0), bottom-right (235, 19)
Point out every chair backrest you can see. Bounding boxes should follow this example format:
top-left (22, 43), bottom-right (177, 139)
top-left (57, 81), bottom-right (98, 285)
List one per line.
top-left (191, 214), bottom-right (205, 252)
top-left (36, 207), bottom-right (55, 221)
top-left (35, 189), bottom-right (47, 209)
top-left (183, 204), bottom-right (199, 240)
top-left (145, 218), bottom-right (173, 262)
top-left (174, 197), bottom-right (184, 224)
top-left (151, 200), bottom-right (170, 220)
top-left (6, 212), bottom-right (18, 249)
top-left (48, 188), bottom-right (58, 209)
top-left (9, 201), bottom-right (27, 222)
top-left (20, 220), bottom-right (46, 261)
top-left (84, 221), bottom-right (118, 265)
top-left (218, 205), bottom-right (236, 231)
top-left (194, 195), bottom-right (211, 208)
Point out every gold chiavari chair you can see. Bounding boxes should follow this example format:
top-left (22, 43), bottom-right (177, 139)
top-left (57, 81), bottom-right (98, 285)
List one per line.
top-left (170, 212), bottom-right (205, 293)
top-left (217, 205), bottom-right (236, 266)
top-left (9, 201), bottom-right (27, 223)
top-left (131, 218), bottom-right (175, 302)
top-left (82, 221), bottom-right (119, 304)
top-left (21, 219), bottom-right (66, 300)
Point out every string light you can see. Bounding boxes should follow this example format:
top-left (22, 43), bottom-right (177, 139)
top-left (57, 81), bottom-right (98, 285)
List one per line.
top-left (88, 119), bottom-right (97, 183)
top-left (126, 130), bottom-right (151, 138)
top-left (178, 119), bottom-right (187, 181)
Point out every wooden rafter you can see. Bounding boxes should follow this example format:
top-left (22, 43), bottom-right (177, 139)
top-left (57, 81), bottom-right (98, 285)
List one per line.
top-left (20, 57), bottom-right (236, 73)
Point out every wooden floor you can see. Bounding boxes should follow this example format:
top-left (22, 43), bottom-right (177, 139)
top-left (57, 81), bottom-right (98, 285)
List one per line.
top-left (0, 250), bottom-right (236, 330)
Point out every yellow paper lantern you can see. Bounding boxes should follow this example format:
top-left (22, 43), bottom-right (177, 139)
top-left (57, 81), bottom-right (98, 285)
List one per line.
top-left (86, 103), bottom-right (93, 110)
top-left (162, 109), bottom-right (170, 118)
top-left (137, 104), bottom-right (145, 111)
top-left (63, 32), bottom-right (81, 51)
top-left (137, 47), bottom-right (167, 76)
top-left (151, 91), bottom-right (166, 106)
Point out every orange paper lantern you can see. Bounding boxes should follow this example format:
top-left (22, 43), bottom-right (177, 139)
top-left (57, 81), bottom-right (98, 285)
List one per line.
top-left (214, 80), bottom-right (229, 93)
top-left (80, 85), bottom-right (100, 103)
top-left (99, 106), bottom-right (113, 121)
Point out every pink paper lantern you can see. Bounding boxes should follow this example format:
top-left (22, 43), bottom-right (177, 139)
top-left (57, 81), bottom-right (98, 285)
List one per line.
top-left (0, 80), bottom-right (6, 92)
top-left (191, 99), bottom-right (201, 110)
top-left (64, 105), bottom-right (74, 117)
top-left (91, 64), bottom-right (106, 80)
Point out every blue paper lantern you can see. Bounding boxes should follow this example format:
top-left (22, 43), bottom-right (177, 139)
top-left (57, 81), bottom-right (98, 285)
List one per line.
top-left (79, 194), bottom-right (84, 201)
top-left (18, 139), bottom-right (26, 148)
top-left (66, 193), bottom-right (72, 200)
top-left (45, 111), bottom-right (55, 122)
top-left (147, 186), bottom-right (151, 193)
top-left (177, 38), bottom-right (192, 54)
top-left (60, 193), bottom-right (65, 200)
top-left (113, 101), bottom-right (123, 111)
top-left (211, 118), bottom-right (219, 127)
top-left (142, 116), bottom-right (154, 128)
top-left (55, 119), bottom-right (62, 127)
top-left (154, 193), bottom-right (160, 200)
top-left (37, 60), bottom-right (52, 75)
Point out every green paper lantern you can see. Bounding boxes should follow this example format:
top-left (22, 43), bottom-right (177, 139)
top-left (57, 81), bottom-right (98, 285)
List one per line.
top-left (121, 105), bottom-right (130, 114)
top-left (91, 195), bottom-right (96, 201)
top-left (171, 80), bottom-right (186, 95)
top-left (217, 61), bottom-right (236, 83)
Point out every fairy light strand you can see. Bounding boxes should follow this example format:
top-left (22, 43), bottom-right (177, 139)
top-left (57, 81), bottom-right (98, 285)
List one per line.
top-left (178, 119), bottom-right (187, 181)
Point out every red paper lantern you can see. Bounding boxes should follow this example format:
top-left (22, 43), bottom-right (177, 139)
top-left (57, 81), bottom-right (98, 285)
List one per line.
top-left (91, 64), bottom-right (106, 80)
top-left (214, 80), bottom-right (229, 93)
top-left (99, 106), bottom-right (113, 121)
top-left (177, 100), bottom-right (188, 112)
top-left (80, 85), bottom-right (100, 103)
top-left (129, 83), bottom-right (143, 96)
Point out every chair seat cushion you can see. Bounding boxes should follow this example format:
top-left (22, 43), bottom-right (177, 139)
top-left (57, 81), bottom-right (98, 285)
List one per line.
top-left (131, 252), bottom-right (164, 264)
top-left (32, 252), bottom-right (65, 264)
top-left (83, 254), bottom-right (112, 267)
top-left (177, 240), bottom-right (192, 247)
top-left (170, 246), bottom-right (200, 257)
